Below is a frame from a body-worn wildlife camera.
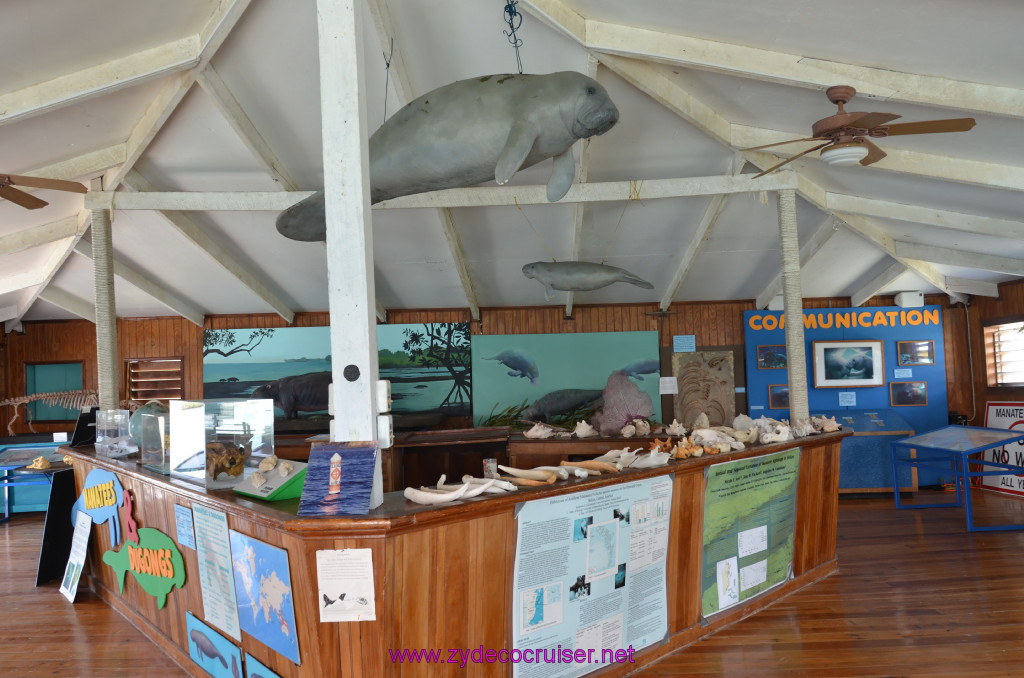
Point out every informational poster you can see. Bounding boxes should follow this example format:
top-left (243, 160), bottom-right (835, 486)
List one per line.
top-left (316, 548), bottom-right (377, 622)
top-left (60, 511), bottom-right (92, 602)
top-left (192, 503), bottom-right (240, 640)
top-left (512, 477), bottom-right (672, 677)
top-left (982, 402), bottom-right (1024, 497)
top-left (174, 504), bottom-right (196, 549)
top-left (701, 448), bottom-right (800, 617)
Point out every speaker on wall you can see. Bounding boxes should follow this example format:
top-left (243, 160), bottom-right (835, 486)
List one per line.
top-left (895, 291), bottom-right (924, 308)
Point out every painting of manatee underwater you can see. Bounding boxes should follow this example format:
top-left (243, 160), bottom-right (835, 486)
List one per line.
top-left (377, 322), bottom-right (471, 427)
top-left (471, 331), bottom-right (661, 427)
top-left (203, 327), bottom-right (332, 424)
top-left (186, 611), bottom-right (243, 678)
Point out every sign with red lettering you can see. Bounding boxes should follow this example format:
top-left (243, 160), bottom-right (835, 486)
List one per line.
top-left (982, 402), bottom-right (1024, 497)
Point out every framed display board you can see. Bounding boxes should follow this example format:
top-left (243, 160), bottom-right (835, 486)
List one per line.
top-left (980, 402), bottom-right (1024, 497)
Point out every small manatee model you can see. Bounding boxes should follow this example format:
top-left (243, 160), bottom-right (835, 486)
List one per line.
top-left (621, 359), bottom-right (660, 381)
top-left (484, 350), bottom-right (539, 385)
top-left (102, 527), bottom-right (186, 609)
top-left (522, 261), bottom-right (654, 301)
top-left (190, 629), bottom-right (228, 668)
top-left (523, 388), bottom-right (604, 422)
top-left (276, 71), bottom-right (619, 241)
top-left (252, 370), bottom-right (331, 419)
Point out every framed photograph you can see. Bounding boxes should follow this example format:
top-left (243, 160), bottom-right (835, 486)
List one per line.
top-left (897, 340), bottom-right (935, 366)
top-left (813, 340), bottom-right (885, 388)
top-left (768, 384), bottom-right (790, 410)
top-left (890, 381), bottom-right (928, 406)
top-left (756, 345), bottom-right (787, 370)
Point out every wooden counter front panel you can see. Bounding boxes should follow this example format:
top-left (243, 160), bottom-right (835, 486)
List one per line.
top-left (793, 437), bottom-right (842, 576)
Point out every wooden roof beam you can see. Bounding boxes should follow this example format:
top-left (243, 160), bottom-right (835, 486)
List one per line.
top-left (122, 170), bottom-right (295, 323)
top-left (522, 0), bottom-right (1024, 120)
top-left (0, 37), bottom-right (198, 128)
top-left (893, 242), bottom-right (1024, 276)
top-left (72, 237), bottom-right (206, 326)
top-left (38, 287), bottom-right (95, 323)
top-left (850, 261), bottom-right (908, 307)
top-left (826, 194), bottom-right (1024, 238)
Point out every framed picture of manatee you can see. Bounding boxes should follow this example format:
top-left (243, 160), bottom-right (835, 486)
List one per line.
top-left (470, 331), bottom-right (661, 427)
top-left (812, 339), bottom-right (885, 388)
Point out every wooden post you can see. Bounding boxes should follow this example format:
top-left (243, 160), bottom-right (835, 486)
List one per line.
top-left (91, 177), bottom-right (118, 410)
top-left (777, 188), bottom-right (809, 422)
top-left (317, 0), bottom-right (378, 442)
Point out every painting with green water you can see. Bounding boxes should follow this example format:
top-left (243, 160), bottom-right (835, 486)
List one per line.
top-left (202, 324), bottom-right (470, 428)
top-left (471, 331), bottom-right (661, 427)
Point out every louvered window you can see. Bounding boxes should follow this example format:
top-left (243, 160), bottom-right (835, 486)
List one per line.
top-left (124, 357), bottom-right (184, 402)
top-left (985, 319), bottom-right (1024, 387)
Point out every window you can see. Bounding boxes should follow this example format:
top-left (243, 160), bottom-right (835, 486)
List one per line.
top-left (25, 362), bottom-right (83, 420)
top-left (124, 357), bottom-right (184, 403)
top-left (984, 317), bottom-right (1024, 387)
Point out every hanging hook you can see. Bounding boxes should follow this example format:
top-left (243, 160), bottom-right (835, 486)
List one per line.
top-left (503, 1), bottom-right (524, 74)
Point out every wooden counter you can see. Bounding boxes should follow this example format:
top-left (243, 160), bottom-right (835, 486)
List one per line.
top-left (67, 429), bottom-right (848, 678)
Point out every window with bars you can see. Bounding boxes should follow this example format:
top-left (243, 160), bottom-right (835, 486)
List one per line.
top-left (124, 357), bottom-right (184, 402)
top-left (984, 318), bottom-right (1024, 387)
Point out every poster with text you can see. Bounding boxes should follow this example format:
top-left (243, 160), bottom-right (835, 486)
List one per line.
top-left (512, 477), bottom-right (672, 678)
top-left (193, 503), bottom-right (241, 640)
top-left (701, 448), bottom-right (800, 618)
top-left (982, 402), bottom-right (1024, 497)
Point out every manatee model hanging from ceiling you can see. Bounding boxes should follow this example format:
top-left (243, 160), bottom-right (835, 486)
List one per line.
top-left (522, 261), bottom-right (654, 301)
top-left (276, 71), bottom-right (620, 241)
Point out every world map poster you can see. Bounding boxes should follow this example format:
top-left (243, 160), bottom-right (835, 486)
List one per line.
top-left (228, 530), bottom-right (300, 665)
top-left (511, 477), bottom-right (672, 678)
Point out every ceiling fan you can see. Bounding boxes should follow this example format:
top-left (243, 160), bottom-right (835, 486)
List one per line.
top-left (0, 173), bottom-right (87, 209)
top-left (744, 85), bottom-right (976, 177)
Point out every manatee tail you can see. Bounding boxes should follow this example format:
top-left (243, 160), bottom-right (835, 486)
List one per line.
top-left (619, 271), bottom-right (654, 289)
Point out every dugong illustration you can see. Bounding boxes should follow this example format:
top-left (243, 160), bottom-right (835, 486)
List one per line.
top-left (190, 629), bottom-right (227, 668)
top-left (252, 370), bottom-right (331, 419)
top-left (485, 350), bottom-right (539, 384)
top-left (621, 359), bottom-right (660, 381)
top-left (523, 389), bottom-right (604, 422)
top-left (277, 71), bottom-right (620, 241)
top-left (522, 261), bottom-right (654, 301)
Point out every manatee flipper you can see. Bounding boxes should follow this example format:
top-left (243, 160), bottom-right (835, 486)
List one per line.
top-left (546, 147), bottom-right (575, 201)
top-left (507, 370), bottom-right (519, 378)
top-left (543, 283), bottom-right (555, 302)
top-left (495, 122), bottom-right (539, 185)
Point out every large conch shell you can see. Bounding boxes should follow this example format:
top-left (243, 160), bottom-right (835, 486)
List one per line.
top-left (665, 419), bottom-right (687, 437)
top-left (404, 482), bottom-right (472, 505)
top-left (574, 420), bottom-right (598, 438)
top-left (523, 422), bottom-right (555, 439)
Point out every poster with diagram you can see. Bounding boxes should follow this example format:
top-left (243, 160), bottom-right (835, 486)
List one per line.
top-left (701, 448), bottom-right (800, 618)
top-left (512, 477), bottom-right (672, 677)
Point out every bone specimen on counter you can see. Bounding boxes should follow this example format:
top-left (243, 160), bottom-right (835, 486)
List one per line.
top-left (560, 459), bottom-right (620, 474)
top-left (498, 465), bottom-right (557, 482)
top-left (404, 482), bottom-right (471, 505)
top-left (462, 475), bottom-right (518, 491)
top-left (258, 455), bottom-right (279, 472)
top-left (530, 466), bottom-right (571, 480)
top-left (278, 460), bottom-right (294, 476)
top-left (251, 471), bottom-right (267, 488)
top-left (420, 478), bottom-right (495, 499)
top-left (625, 450), bottom-right (671, 468)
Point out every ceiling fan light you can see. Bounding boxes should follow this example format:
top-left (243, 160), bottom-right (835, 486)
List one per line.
top-left (820, 144), bottom-right (869, 166)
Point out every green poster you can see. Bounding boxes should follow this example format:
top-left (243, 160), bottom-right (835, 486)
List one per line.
top-left (701, 448), bottom-right (801, 617)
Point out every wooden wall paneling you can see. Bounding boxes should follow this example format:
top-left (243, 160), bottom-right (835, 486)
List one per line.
top-left (666, 469), bottom-right (704, 633)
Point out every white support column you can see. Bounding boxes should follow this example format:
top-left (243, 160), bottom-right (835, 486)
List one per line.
top-left (777, 189), bottom-right (809, 423)
top-left (318, 0), bottom-right (378, 443)
top-left (90, 178), bottom-right (119, 410)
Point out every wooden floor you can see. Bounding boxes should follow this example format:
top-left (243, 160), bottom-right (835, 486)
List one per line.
top-left (4, 490), bottom-right (1024, 677)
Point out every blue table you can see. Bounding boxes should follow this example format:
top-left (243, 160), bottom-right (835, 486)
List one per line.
top-left (0, 442), bottom-right (65, 522)
top-left (891, 425), bottom-right (1024, 532)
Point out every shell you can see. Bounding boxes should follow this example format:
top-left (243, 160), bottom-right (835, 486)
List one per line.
top-left (258, 455), bottom-right (278, 472)
top-left (692, 412), bottom-right (710, 429)
top-left (628, 450), bottom-right (671, 468)
top-left (665, 419), bottom-right (687, 437)
top-left (523, 422), bottom-right (555, 439)
top-left (573, 420), bottom-right (598, 438)
top-left (813, 415), bottom-right (841, 432)
top-left (632, 419), bottom-right (652, 437)
top-left (620, 423), bottom-right (637, 438)
top-left (733, 414), bottom-right (755, 431)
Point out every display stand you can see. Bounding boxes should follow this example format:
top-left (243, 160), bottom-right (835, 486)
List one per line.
top-left (816, 409), bottom-right (915, 493)
top-left (891, 425), bottom-right (1024, 532)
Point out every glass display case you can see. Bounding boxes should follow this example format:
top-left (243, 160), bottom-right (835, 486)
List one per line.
top-left (170, 399), bottom-right (274, 489)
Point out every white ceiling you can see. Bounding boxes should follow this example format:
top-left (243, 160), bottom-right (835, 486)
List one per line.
top-left (2, 0), bottom-right (1022, 328)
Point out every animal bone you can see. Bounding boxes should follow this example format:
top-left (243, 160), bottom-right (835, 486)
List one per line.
top-left (462, 475), bottom-right (518, 491)
top-left (278, 460), bottom-right (294, 476)
top-left (530, 466), bottom-right (571, 480)
top-left (404, 482), bottom-right (471, 505)
top-left (420, 478), bottom-right (495, 498)
top-left (627, 451), bottom-right (671, 468)
top-left (498, 465), bottom-right (557, 482)
top-left (558, 464), bottom-right (596, 477)
top-left (250, 471), bottom-right (267, 488)
top-left (258, 455), bottom-right (278, 472)
top-left (500, 475), bottom-right (551, 487)
top-left (561, 459), bottom-right (620, 474)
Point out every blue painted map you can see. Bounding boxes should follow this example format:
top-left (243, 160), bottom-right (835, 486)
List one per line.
top-left (229, 530), bottom-right (300, 664)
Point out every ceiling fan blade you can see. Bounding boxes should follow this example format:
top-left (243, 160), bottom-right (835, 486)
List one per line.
top-left (741, 137), bottom-right (828, 152)
top-left (846, 112), bottom-right (901, 130)
top-left (752, 141), bottom-right (833, 178)
top-left (857, 138), bottom-right (887, 166)
top-left (3, 173), bottom-right (88, 194)
top-left (882, 118), bottom-right (976, 136)
top-left (0, 184), bottom-right (48, 209)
